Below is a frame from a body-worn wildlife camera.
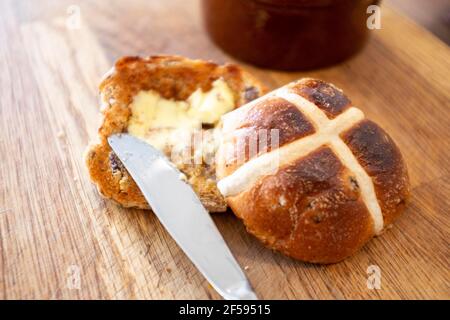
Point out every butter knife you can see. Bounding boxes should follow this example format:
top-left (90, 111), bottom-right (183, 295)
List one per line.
top-left (108, 134), bottom-right (257, 300)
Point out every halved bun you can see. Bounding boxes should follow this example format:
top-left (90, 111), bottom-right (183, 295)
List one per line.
top-left (85, 55), bottom-right (267, 212)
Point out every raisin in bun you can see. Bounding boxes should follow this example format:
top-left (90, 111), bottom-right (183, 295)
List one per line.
top-left (216, 78), bottom-right (410, 263)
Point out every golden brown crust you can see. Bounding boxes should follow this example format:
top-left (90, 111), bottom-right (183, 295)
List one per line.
top-left (238, 97), bottom-right (316, 146)
top-left (216, 96), bottom-right (316, 180)
top-left (217, 78), bottom-right (410, 263)
top-left (85, 55), bottom-right (267, 211)
top-left (341, 120), bottom-right (410, 226)
top-left (227, 147), bottom-right (374, 263)
top-left (289, 78), bottom-right (352, 119)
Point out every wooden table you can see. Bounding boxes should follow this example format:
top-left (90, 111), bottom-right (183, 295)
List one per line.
top-left (1, 0), bottom-right (449, 300)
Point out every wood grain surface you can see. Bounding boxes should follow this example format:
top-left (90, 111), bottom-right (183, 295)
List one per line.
top-left (0, 0), bottom-right (449, 300)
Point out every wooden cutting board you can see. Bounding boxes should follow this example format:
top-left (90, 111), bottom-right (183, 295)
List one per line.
top-left (1, 0), bottom-right (449, 299)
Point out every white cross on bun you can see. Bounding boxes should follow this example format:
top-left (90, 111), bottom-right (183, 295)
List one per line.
top-left (216, 78), bottom-right (410, 263)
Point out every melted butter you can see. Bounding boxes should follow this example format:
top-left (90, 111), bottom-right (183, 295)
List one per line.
top-left (187, 78), bottom-right (235, 124)
top-left (127, 79), bottom-right (234, 152)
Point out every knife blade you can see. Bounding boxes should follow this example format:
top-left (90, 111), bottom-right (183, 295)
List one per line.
top-left (108, 133), bottom-right (257, 300)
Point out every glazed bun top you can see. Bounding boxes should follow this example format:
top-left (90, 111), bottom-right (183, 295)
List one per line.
top-left (216, 78), bottom-right (409, 263)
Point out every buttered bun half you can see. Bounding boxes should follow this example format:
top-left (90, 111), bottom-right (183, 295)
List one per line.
top-left (216, 78), bottom-right (410, 263)
top-left (85, 56), bottom-right (267, 212)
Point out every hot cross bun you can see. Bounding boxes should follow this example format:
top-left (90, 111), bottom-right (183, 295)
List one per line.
top-left (216, 78), bottom-right (410, 263)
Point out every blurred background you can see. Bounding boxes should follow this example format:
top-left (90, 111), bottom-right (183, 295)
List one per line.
top-left (389, 0), bottom-right (450, 44)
